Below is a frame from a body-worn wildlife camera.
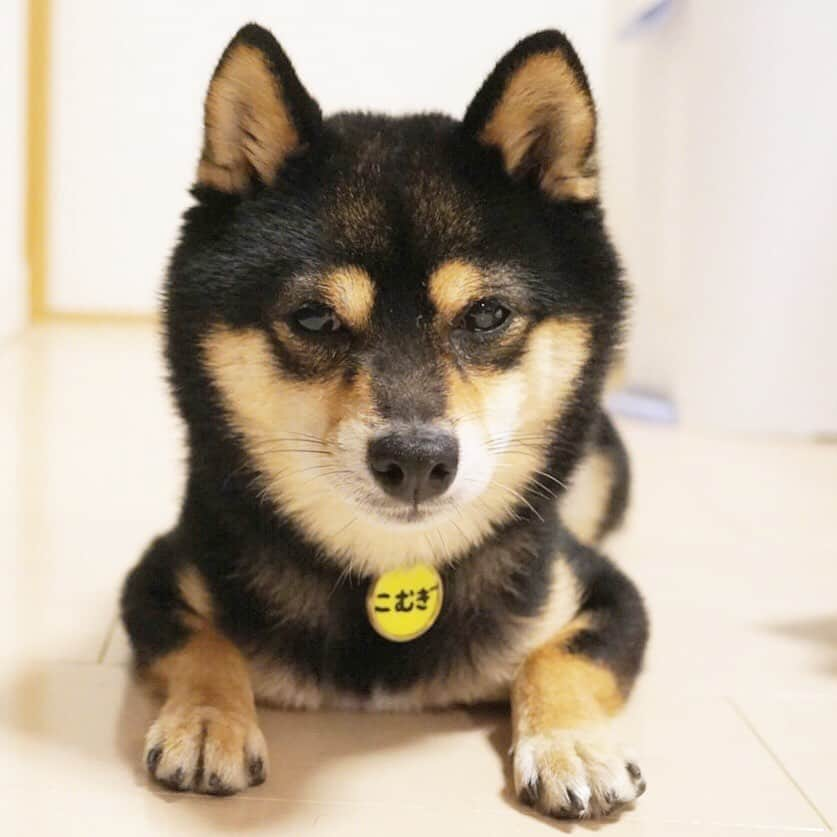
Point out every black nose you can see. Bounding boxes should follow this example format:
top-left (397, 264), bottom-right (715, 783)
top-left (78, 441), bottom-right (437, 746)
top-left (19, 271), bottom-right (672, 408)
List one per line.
top-left (368, 427), bottom-right (459, 505)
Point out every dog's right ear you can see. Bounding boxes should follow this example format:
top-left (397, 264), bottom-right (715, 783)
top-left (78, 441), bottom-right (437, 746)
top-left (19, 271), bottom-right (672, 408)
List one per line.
top-left (196, 24), bottom-right (322, 194)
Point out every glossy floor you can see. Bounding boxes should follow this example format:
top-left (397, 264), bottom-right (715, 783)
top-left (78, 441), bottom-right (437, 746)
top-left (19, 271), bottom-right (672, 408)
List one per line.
top-left (2, 324), bottom-right (835, 835)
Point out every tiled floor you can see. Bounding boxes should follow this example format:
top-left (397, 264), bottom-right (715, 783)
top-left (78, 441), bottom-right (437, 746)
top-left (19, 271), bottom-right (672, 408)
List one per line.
top-left (2, 323), bottom-right (835, 835)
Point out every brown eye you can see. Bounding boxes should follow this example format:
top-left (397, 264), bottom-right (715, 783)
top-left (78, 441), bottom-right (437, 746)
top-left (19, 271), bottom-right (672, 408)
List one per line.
top-left (460, 298), bottom-right (511, 333)
top-left (293, 303), bottom-right (344, 334)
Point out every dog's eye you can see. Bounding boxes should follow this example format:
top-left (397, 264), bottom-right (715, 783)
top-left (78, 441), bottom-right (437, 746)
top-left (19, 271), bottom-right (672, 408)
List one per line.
top-left (293, 303), bottom-right (344, 334)
top-left (459, 299), bottom-right (510, 333)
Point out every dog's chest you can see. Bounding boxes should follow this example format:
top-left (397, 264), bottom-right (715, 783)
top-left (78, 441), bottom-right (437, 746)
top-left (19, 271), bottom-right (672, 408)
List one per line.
top-left (248, 621), bottom-right (523, 710)
top-left (237, 540), bottom-right (579, 711)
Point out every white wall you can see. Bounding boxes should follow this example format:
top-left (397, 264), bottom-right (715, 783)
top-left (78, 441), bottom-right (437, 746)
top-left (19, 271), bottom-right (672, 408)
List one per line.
top-left (48, 0), bottom-right (606, 314)
top-left (603, 0), bottom-right (837, 434)
top-left (44, 1), bottom-right (837, 434)
top-left (600, 0), bottom-right (684, 398)
top-left (0, 0), bottom-right (26, 339)
top-left (673, 1), bottom-right (837, 434)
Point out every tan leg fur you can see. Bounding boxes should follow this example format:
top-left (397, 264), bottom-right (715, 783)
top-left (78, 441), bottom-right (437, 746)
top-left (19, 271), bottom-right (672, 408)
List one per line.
top-left (511, 618), bottom-right (646, 818)
top-left (143, 627), bottom-right (268, 795)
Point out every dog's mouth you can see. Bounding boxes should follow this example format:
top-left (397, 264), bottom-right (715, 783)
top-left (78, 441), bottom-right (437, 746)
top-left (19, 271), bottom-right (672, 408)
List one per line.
top-left (355, 496), bottom-right (454, 527)
top-left (383, 506), bottom-right (440, 524)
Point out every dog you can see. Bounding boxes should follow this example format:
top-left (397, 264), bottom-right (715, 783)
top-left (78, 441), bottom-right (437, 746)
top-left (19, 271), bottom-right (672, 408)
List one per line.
top-left (121, 23), bottom-right (648, 820)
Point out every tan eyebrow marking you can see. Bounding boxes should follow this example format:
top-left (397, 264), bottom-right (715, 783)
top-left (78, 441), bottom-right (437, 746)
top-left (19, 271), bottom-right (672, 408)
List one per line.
top-left (319, 266), bottom-right (376, 329)
top-left (427, 260), bottom-right (486, 321)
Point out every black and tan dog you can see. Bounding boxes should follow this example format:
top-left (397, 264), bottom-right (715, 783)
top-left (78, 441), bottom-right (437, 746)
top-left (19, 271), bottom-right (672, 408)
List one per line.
top-left (121, 23), bottom-right (648, 820)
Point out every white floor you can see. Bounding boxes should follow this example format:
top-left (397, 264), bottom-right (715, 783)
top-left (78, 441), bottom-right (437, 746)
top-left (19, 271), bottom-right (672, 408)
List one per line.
top-left (1, 324), bottom-right (836, 835)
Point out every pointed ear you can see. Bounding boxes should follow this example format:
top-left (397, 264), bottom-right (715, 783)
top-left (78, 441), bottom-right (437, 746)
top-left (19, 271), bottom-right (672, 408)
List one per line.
top-left (197, 24), bottom-right (322, 193)
top-left (463, 31), bottom-right (598, 202)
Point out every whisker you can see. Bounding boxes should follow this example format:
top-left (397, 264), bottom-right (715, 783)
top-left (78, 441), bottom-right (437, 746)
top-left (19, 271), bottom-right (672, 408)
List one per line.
top-left (475, 477), bottom-right (544, 522)
top-left (422, 533), bottom-right (438, 564)
top-left (446, 512), bottom-right (469, 546)
top-left (524, 481), bottom-right (555, 502)
top-left (330, 558), bottom-right (357, 597)
top-left (329, 515), bottom-right (357, 543)
top-left (249, 447), bottom-right (333, 456)
top-left (532, 469), bottom-right (568, 490)
top-left (253, 432), bottom-right (329, 443)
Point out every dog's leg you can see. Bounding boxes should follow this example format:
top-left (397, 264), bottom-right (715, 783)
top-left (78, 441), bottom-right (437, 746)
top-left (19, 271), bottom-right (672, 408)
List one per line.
top-left (511, 546), bottom-right (648, 819)
top-left (122, 536), bottom-right (268, 795)
top-left (142, 626), bottom-right (268, 795)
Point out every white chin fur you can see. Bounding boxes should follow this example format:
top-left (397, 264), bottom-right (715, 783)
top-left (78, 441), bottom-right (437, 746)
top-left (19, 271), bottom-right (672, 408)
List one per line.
top-left (331, 416), bottom-right (496, 525)
top-left (283, 417), bottom-right (502, 575)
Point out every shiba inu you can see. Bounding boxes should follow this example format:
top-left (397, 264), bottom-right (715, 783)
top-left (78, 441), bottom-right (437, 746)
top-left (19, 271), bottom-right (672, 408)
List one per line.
top-left (121, 23), bottom-right (648, 820)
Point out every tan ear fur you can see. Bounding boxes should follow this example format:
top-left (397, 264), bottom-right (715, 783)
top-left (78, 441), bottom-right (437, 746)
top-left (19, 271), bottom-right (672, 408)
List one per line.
top-left (197, 41), bottom-right (305, 192)
top-left (478, 49), bottom-right (598, 201)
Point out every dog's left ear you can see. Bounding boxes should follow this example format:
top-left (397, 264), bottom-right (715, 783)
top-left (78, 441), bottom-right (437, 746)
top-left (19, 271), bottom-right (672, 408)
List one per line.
top-left (463, 31), bottom-right (598, 201)
top-left (197, 23), bottom-right (322, 193)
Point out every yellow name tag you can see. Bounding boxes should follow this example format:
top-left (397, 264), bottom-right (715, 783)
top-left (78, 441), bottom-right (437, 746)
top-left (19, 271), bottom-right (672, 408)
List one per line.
top-left (367, 564), bottom-right (443, 642)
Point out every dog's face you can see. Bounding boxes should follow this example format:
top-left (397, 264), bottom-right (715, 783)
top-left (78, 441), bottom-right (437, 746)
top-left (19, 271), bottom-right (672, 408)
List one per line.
top-left (167, 26), bottom-right (624, 574)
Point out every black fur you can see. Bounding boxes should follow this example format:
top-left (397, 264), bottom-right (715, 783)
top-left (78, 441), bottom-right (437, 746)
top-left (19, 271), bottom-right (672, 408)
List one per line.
top-left (121, 26), bottom-right (646, 705)
top-left (563, 529), bottom-right (648, 693)
top-left (593, 411), bottom-right (632, 541)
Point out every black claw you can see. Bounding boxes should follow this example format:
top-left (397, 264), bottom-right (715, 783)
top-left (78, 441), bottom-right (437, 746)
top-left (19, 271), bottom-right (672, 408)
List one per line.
top-left (207, 773), bottom-right (235, 796)
top-left (626, 762), bottom-right (642, 780)
top-left (159, 767), bottom-right (186, 792)
top-left (248, 757), bottom-right (266, 786)
top-left (564, 788), bottom-right (587, 817)
top-left (519, 776), bottom-right (541, 807)
top-left (145, 747), bottom-right (162, 774)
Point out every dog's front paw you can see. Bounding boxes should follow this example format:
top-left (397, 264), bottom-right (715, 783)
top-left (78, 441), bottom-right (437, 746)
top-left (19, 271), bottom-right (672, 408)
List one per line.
top-left (144, 702), bottom-right (268, 795)
top-left (513, 727), bottom-right (645, 819)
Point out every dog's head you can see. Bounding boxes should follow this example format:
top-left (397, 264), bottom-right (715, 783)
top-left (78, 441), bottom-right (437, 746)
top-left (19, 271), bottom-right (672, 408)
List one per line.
top-left (167, 24), bottom-right (625, 574)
